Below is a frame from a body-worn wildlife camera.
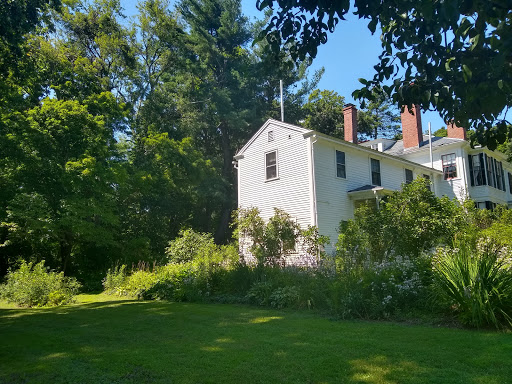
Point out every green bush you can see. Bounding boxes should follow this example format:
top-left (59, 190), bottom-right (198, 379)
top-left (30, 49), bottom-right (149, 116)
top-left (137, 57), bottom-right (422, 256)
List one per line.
top-left (102, 265), bottom-right (128, 295)
top-left (0, 261), bottom-right (81, 307)
top-left (337, 178), bottom-right (467, 261)
top-left (432, 241), bottom-right (512, 329)
top-left (165, 229), bottom-right (218, 264)
top-left (123, 270), bottom-right (159, 298)
top-left (330, 253), bottom-right (430, 319)
top-left (103, 231), bottom-right (240, 301)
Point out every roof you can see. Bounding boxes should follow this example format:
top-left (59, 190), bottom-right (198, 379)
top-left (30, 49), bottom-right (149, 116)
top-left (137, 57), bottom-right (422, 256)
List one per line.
top-left (235, 119), bottom-right (443, 174)
top-left (303, 131), bottom-right (443, 175)
top-left (382, 136), bottom-right (466, 156)
top-left (347, 185), bottom-right (383, 193)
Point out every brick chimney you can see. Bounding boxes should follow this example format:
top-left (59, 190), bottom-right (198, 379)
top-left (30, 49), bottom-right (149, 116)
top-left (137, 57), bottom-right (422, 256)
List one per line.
top-left (343, 104), bottom-right (358, 143)
top-left (401, 104), bottom-right (423, 149)
top-left (446, 121), bottom-right (467, 140)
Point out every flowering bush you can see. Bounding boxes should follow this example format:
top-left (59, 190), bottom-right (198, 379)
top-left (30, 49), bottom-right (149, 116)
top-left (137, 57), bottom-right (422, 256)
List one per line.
top-left (333, 252), bottom-right (430, 319)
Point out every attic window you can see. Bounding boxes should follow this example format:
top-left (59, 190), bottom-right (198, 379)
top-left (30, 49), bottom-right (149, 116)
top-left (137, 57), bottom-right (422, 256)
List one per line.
top-left (268, 131), bottom-right (274, 142)
top-left (265, 150), bottom-right (278, 180)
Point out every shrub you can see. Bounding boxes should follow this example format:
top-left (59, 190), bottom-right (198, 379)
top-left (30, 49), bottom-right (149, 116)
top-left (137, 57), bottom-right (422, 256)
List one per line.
top-left (102, 265), bottom-right (128, 295)
top-left (432, 241), bottom-right (512, 329)
top-left (337, 178), bottom-right (467, 261)
top-left (246, 281), bottom-right (274, 306)
top-left (123, 270), bottom-right (159, 298)
top-left (165, 229), bottom-right (217, 264)
top-left (331, 252), bottom-right (430, 319)
top-left (270, 286), bottom-right (301, 309)
top-left (0, 261), bottom-right (81, 307)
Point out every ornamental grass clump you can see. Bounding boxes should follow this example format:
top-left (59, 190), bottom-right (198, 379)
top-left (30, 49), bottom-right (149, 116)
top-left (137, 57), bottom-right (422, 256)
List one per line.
top-left (0, 261), bottom-right (81, 307)
top-left (432, 241), bottom-right (512, 329)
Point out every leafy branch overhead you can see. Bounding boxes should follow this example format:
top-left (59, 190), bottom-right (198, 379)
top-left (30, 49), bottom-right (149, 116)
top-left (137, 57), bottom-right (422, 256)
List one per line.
top-left (256, 0), bottom-right (512, 149)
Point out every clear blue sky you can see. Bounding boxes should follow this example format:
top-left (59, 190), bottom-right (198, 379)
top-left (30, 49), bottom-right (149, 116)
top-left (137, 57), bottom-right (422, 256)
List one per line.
top-left (121, 0), bottom-right (447, 132)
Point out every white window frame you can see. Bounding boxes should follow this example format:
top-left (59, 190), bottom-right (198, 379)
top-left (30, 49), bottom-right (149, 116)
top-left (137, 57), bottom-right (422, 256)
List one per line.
top-left (441, 153), bottom-right (457, 180)
top-left (335, 150), bottom-right (346, 179)
top-left (265, 149), bottom-right (279, 181)
top-left (370, 158), bottom-right (381, 186)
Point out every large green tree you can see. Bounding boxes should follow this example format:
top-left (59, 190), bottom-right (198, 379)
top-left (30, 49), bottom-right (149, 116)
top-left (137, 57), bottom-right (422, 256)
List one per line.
top-left (302, 89), bottom-right (345, 138)
top-left (357, 88), bottom-right (401, 139)
top-left (256, 0), bottom-right (512, 149)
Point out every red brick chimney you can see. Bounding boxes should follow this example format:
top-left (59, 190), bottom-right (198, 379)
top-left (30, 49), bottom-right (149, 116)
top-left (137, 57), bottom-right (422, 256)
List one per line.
top-left (343, 104), bottom-right (358, 143)
top-left (446, 121), bottom-right (467, 140)
top-left (401, 104), bottom-right (423, 149)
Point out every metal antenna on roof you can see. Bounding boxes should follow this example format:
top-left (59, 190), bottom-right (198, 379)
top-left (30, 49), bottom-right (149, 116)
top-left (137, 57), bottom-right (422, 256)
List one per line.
top-left (280, 80), bottom-right (284, 122)
top-left (428, 122), bottom-right (433, 168)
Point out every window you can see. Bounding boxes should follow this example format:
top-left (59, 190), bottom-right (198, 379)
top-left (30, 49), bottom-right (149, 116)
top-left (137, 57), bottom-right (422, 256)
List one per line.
top-left (441, 153), bottom-right (457, 179)
top-left (265, 151), bottom-right (278, 180)
top-left (268, 130), bottom-right (274, 142)
top-left (469, 154), bottom-right (487, 186)
top-left (405, 169), bottom-right (413, 184)
top-left (371, 158), bottom-right (381, 186)
top-left (508, 172), bottom-right (512, 193)
top-left (336, 150), bottom-right (346, 178)
top-left (423, 174), bottom-right (431, 191)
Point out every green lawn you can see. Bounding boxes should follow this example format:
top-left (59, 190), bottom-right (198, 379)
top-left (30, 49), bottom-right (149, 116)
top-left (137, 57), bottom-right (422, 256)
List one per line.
top-left (0, 295), bottom-right (511, 384)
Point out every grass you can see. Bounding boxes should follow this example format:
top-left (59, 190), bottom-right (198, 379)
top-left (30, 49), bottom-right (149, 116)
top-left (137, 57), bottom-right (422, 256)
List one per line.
top-left (0, 295), bottom-right (511, 384)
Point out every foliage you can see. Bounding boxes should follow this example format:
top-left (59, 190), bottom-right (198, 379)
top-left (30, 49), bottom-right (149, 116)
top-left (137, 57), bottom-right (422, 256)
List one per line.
top-left (433, 128), bottom-right (447, 137)
top-left (165, 229), bottom-right (218, 264)
top-left (302, 89), bottom-right (345, 138)
top-left (432, 241), bottom-right (512, 329)
top-left (357, 87), bottom-right (401, 139)
top-left (0, 260), bottom-right (81, 307)
top-left (257, 0), bottom-right (512, 149)
top-left (332, 252), bottom-right (430, 319)
top-left (234, 207), bottom-right (328, 267)
top-left (103, 229), bottom-right (239, 300)
top-left (337, 178), bottom-right (466, 260)
top-left (235, 208), bottom-right (300, 266)
top-left (102, 265), bottom-right (128, 295)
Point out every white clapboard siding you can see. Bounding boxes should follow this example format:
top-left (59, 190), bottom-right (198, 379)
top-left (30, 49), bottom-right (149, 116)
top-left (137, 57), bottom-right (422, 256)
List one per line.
top-left (401, 146), bottom-right (465, 200)
top-left (237, 120), bottom-right (312, 227)
top-left (312, 138), bottom-right (437, 254)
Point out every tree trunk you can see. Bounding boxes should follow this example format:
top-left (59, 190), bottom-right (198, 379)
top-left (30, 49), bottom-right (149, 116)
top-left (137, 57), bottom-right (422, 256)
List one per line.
top-left (214, 122), bottom-right (235, 244)
top-left (59, 232), bottom-right (73, 275)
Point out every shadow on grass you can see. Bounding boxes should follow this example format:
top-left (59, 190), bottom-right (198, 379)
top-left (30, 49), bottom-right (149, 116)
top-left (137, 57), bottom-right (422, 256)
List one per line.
top-left (0, 298), bottom-right (511, 384)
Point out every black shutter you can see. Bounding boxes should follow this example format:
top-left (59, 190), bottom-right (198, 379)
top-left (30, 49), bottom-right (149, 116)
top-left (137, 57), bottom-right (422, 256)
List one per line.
top-left (479, 153), bottom-right (486, 185)
top-left (468, 155), bottom-right (474, 186)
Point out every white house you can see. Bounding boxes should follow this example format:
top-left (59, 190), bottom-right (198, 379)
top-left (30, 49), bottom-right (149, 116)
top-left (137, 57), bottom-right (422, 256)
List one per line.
top-left (234, 104), bottom-right (512, 261)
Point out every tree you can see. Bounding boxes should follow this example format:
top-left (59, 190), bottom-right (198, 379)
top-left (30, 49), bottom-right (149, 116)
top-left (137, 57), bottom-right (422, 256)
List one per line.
top-left (433, 128), bottom-right (447, 137)
top-left (357, 88), bottom-right (401, 140)
top-left (302, 89), bottom-right (345, 138)
top-left (1, 97), bottom-right (120, 274)
top-left (256, 0), bottom-right (512, 149)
